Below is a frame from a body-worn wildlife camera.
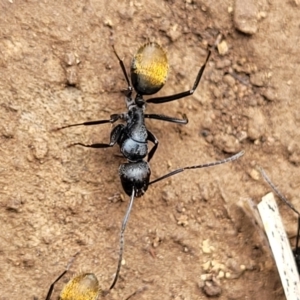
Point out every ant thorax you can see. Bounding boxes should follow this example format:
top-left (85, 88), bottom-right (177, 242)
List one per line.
top-left (119, 106), bottom-right (148, 162)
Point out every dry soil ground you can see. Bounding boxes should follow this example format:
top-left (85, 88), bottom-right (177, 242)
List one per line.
top-left (0, 0), bottom-right (300, 299)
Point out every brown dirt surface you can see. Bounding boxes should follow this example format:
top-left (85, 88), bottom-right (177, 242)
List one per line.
top-left (1, 0), bottom-right (299, 299)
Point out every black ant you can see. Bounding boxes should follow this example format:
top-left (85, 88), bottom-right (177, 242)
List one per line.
top-left (45, 252), bottom-right (147, 300)
top-left (260, 167), bottom-right (300, 273)
top-left (54, 42), bottom-right (244, 289)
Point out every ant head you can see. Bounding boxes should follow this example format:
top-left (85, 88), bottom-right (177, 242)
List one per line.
top-left (131, 42), bottom-right (169, 95)
top-left (119, 161), bottom-right (151, 197)
top-left (60, 273), bottom-right (100, 300)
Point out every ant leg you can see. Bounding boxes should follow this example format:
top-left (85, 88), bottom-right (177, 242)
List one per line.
top-left (149, 151), bottom-right (244, 186)
top-left (294, 217), bottom-right (300, 272)
top-left (146, 50), bottom-right (211, 104)
top-left (110, 188), bottom-right (136, 290)
top-left (45, 252), bottom-right (79, 300)
top-left (112, 45), bottom-right (133, 97)
top-left (52, 114), bottom-right (121, 131)
top-left (69, 124), bottom-right (124, 149)
top-left (46, 271), bottom-right (67, 300)
top-left (144, 113), bottom-right (188, 124)
top-left (147, 130), bottom-right (158, 162)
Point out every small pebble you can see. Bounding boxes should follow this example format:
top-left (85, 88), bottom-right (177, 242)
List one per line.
top-left (289, 151), bottom-right (300, 165)
top-left (211, 261), bottom-right (226, 273)
top-left (104, 18), bottom-right (113, 27)
top-left (66, 66), bottom-right (78, 86)
top-left (202, 239), bottom-right (213, 254)
top-left (217, 270), bottom-right (225, 279)
top-left (247, 108), bottom-right (265, 140)
top-left (200, 273), bottom-right (213, 281)
top-left (6, 197), bottom-right (22, 212)
top-left (23, 256), bottom-right (35, 268)
top-left (152, 236), bottom-right (160, 248)
top-left (177, 215), bottom-right (189, 226)
top-left (250, 71), bottom-right (266, 87)
top-left (213, 134), bottom-right (241, 153)
top-left (167, 24), bottom-right (182, 42)
top-left (216, 59), bottom-right (232, 69)
top-left (233, 0), bottom-right (258, 35)
top-left (223, 74), bottom-right (236, 87)
top-left (261, 88), bottom-right (277, 101)
top-left (226, 258), bottom-right (241, 273)
top-left (64, 52), bottom-right (76, 66)
top-left (202, 260), bottom-right (211, 271)
top-left (236, 131), bottom-right (248, 142)
top-left (202, 280), bottom-right (222, 297)
top-left (212, 86), bottom-right (222, 98)
top-left (248, 168), bottom-right (260, 181)
top-left (217, 40), bottom-right (229, 56)
top-left (32, 139), bottom-right (48, 160)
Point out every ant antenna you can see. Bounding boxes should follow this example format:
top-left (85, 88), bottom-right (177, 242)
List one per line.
top-left (149, 150), bottom-right (244, 186)
top-left (46, 252), bottom-right (80, 300)
top-left (110, 188), bottom-right (136, 290)
top-left (259, 167), bottom-right (300, 217)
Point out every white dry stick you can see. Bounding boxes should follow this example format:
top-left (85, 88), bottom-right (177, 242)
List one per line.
top-left (258, 193), bottom-right (300, 300)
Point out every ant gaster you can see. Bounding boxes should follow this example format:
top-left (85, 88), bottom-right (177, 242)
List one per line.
top-left (54, 42), bottom-right (244, 289)
top-left (260, 167), bottom-right (300, 273)
top-left (45, 252), bottom-right (145, 300)
top-left (45, 252), bottom-right (100, 300)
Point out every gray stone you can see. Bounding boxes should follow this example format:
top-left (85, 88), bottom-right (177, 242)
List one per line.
top-left (234, 0), bottom-right (258, 35)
